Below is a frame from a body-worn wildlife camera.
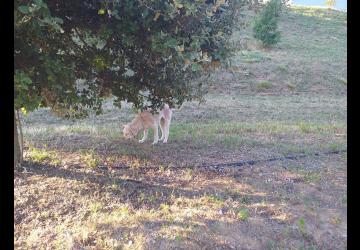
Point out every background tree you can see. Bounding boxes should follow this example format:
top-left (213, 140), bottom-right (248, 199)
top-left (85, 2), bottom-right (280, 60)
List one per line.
top-left (253, 0), bottom-right (282, 47)
top-left (14, 0), bottom-right (241, 168)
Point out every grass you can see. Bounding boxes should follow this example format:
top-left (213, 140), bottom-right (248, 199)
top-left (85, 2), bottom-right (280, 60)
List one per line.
top-left (257, 81), bottom-right (273, 90)
top-left (235, 50), bottom-right (269, 63)
top-left (15, 6), bottom-right (347, 250)
top-left (26, 147), bottom-right (61, 166)
top-left (237, 208), bottom-right (250, 221)
top-left (89, 202), bottom-right (103, 214)
top-left (302, 171), bottom-right (322, 183)
top-left (81, 149), bottom-right (100, 168)
top-left (297, 218), bottom-right (306, 235)
top-left (286, 82), bottom-right (296, 90)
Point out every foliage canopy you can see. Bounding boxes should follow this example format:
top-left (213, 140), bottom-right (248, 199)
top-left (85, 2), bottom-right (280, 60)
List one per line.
top-left (15, 0), bottom-right (240, 117)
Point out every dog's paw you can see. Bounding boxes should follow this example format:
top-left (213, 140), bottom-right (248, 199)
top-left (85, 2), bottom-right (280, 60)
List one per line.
top-left (162, 140), bottom-right (168, 144)
top-left (152, 141), bottom-right (158, 145)
top-left (139, 139), bottom-right (145, 143)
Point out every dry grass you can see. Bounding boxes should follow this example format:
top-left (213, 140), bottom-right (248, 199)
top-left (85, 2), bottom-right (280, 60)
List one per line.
top-left (15, 6), bottom-right (347, 250)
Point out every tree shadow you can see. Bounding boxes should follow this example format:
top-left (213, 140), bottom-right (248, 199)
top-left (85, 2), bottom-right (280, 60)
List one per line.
top-left (16, 155), bottom-right (346, 249)
top-left (21, 161), bottom-right (266, 210)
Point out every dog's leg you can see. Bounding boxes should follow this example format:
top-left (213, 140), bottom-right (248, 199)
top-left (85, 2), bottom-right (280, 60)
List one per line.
top-left (163, 110), bottom-right (172, 143)
top-left (163, 119), bottom-right (171, 143)
top-left (162, 122), bottom-right (169, 143)
top-left (139, 129), bottom-right (148, 143)
top-left (159, 118), bottom-right (165, 141)
top-left (152, 125), bottom-right (159, 145)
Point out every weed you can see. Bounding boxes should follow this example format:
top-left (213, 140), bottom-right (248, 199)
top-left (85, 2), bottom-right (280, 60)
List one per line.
top-left (89, 202), bottom-right (102, 214)
top-left (237, 208), bottom-right (249, 221)
top-left (303, 171), bottom-right (321, 183)
top-left (328, 142), bottom-right (341, 152)
top-left (160, 203), bottom-right (170, 213)
top-left (278, 64), bottom-right (288, 72)
top-left (81, 150), bottom-right (100, 168)
top-left (298, 122), bottom-right (312, 133)
top-left (257, 81), bottom-right (272, 90)
top-left (337, 77), bottom-right (347, 85)
top-left (331, 216), bottom-right (341, 225)
top-left (297, 217), bottom-right (306, 235)
top-left (239, 195), bottom-right (251, 204)
top-left (158, 164), bottom-right (167, 173)
top-left (238, 50), bottom-right (267, 63)
top-left (27, 147), bottom-right (61, 165)
top-left (111, 206), bottom-right (130, 218)
top-left (148, 194), bottom-right (157, 203)
top-left (201, 194), bottom-right (226, 206)
top-left (286, 83), bottom-right (296, 90)
top-left (341, 195), bottom-right (347, 204)
top-left (175, 234), bottom-right (182, 242)
top-left (282, 226), bottom-right (290, 238)
top-left (184, 169), bottom-right (194, 181)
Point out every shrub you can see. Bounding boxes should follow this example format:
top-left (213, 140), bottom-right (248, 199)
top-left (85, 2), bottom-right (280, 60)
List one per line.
top-left (253, 0), bottom-right (282, 47)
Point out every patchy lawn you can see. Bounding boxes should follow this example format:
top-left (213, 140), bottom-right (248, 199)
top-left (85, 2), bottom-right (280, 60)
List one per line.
top-left (15, 6), bottom-right (347, 250)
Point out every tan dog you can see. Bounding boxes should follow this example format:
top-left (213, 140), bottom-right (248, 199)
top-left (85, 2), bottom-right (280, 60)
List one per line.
top-left (123, 104), bottom-right (173, 144)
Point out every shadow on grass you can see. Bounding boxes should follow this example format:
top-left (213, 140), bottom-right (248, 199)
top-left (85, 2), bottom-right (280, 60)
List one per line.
top-left (16, 152), bottom-right (346, 249)
top-left (21, 160), bottom-right (267, 210)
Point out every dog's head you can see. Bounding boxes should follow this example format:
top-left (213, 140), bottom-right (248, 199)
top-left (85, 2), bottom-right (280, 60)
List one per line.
top-left (122, 124), bottom-right (136, 139)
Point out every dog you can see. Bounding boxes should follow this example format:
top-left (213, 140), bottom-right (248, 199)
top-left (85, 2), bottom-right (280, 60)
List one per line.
top-left (123, 104), bottom-right (173, 144)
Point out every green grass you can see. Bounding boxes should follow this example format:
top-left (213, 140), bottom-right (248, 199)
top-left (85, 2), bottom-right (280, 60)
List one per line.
top-left (341, 195), bottom-right (347, 204)
top-left (80, 149), bottom-right (100, 168)
top-left (227, 5), bottom-right (346, 95)
top-left (111, 206), bottom-right (130, 218)
top-left (27, 147), bottom-right (61, 165)
top-left (337, 77), bottom-right (347, 85)
top-left (235, 50), bottom-right (268, 63)
top-left (297, 217), bottom-right (306, 235)
top-left (89, 202), bottom-right (103, 214)
top-left (201, 194), bottom-right (226, 206)
top-left (302, 171), bottom-right (322, 183)
top-left (257, 81), bottom-right (273, 90)
top-left (237, 208), bottom-right (249, 221)
top-left (286, 83), bottom-right (296, 90)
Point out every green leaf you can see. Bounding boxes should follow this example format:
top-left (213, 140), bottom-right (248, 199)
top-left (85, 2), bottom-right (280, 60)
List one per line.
top-left (191, 63), bottom-right (201, 71)
top-left (34, 0), bottom-right (43, 6)
top-left (18, 6), bottom-right (30, 14)
top-left (53, 17), bottom-right (64, 24)
top-left (21, 107), bottom-right (28, 115)
top-left (165, 38), bottom-right (178, 48)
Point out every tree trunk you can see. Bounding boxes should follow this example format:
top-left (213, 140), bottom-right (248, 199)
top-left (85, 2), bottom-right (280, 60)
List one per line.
top-left (14, 112), bottom-right (21, 170)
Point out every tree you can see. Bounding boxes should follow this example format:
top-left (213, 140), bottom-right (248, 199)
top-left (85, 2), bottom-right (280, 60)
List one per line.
top-left (14, 0), bottom-right (241, 168)
top-left (253, 0), bottom-right (281, 47)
